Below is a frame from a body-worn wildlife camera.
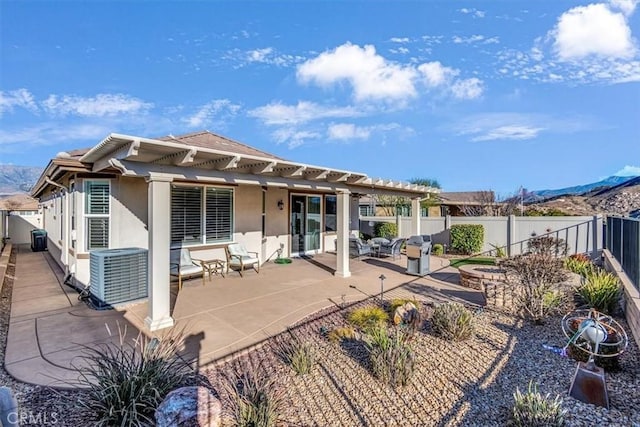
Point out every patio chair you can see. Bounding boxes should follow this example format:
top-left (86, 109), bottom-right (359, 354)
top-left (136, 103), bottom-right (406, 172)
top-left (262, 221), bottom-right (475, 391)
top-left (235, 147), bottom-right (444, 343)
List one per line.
top-left (349, 237), bottom-right (372, 258)
top-left (226, 243), bottom-right (260, 277)
top-left (378, 237), bottom-right (406, 260)
top-left (170, 248), bottom-right (204, 291)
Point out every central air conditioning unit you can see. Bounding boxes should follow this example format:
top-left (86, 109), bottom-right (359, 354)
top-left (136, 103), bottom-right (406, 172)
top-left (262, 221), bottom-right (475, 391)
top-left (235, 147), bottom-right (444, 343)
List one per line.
top-left (90, 247), bottom-right (148, 306)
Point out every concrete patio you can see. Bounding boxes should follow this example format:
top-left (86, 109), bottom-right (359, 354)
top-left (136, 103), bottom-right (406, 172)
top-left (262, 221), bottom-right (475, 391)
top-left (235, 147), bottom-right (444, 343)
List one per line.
top-left (4, 244), bottom-right (485, 388)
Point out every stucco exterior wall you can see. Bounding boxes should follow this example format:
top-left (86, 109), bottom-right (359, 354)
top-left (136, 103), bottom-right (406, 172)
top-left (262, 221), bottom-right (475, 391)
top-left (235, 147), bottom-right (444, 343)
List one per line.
top-left (7, 214), bottom-right (42, 244)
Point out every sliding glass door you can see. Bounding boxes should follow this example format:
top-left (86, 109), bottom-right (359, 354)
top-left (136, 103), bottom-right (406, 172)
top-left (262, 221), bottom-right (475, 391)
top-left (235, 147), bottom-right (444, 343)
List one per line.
top-left (291, 194), bottom-right (322, 256)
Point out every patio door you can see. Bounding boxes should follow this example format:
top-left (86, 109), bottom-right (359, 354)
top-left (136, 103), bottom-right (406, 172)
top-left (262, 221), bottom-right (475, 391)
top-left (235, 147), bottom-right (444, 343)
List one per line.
top-left (290, 195), bottom-right (321, 256)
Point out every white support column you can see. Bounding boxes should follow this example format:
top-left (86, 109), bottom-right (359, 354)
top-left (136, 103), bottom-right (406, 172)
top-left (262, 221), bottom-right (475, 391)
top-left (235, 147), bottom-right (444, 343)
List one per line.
top-left (335, 191), bottom-right (351, 278)
top-left (145, 174), bottom-right (175, 331)
top-left (411, 198), bottom-right (421, 236)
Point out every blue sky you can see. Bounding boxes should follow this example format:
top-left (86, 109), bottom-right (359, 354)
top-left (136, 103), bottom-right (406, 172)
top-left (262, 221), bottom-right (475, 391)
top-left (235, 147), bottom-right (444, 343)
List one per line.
top-left (1, 1), bottom-right (639, 195)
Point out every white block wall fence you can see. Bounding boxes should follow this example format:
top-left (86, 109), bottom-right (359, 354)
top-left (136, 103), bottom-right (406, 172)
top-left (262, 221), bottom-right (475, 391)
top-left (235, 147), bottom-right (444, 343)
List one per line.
top-left (361, 215), bottom-right (603, 257)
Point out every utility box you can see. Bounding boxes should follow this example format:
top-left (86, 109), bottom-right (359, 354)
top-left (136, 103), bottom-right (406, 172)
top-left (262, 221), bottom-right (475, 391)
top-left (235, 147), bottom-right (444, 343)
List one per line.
top-left (30, 229), bottom-right (47, 252)
top-left (406, 235), bottom-right (431, 276)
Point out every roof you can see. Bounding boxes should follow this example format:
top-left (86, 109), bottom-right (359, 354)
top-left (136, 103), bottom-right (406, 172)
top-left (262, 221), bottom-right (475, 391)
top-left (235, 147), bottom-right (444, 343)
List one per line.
top-left (0, 193), bottom-right (39, 211)
top-left (439, 191), bottom-right (495, 205)
top-left (33, 130), bottom-right (438, 197)
top-left (158, 131), bottom-right (285, 162)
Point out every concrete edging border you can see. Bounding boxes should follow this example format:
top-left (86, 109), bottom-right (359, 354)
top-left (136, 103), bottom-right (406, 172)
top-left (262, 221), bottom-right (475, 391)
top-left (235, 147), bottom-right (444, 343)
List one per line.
top-left (602, 249), bottom-right (640, 346)
top-left (0, 243), bottom-right (13, 294)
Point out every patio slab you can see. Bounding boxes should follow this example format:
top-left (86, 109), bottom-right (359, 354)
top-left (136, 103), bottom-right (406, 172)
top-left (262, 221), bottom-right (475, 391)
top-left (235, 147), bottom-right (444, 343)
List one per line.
top-left (4, 244), bottom-right (485, 387)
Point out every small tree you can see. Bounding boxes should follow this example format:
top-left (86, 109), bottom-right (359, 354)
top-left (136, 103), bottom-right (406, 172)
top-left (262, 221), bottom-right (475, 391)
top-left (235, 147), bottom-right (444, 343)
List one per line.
top-left (450, 224), bottom-right (484, 254)
top-left (502, 254), bottom-right (569, 323)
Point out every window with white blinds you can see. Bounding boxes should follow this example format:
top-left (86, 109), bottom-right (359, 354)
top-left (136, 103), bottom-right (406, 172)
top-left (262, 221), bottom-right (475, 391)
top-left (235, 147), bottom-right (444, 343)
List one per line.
top-left (85, 180), bottom-right (110, 250)
top-left (171, 185), bottom-right (233, 246)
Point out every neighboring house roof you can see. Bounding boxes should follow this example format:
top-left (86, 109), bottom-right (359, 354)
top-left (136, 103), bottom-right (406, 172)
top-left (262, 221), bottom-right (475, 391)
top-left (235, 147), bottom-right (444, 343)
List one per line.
top-left (32, 130), bottom-right (437, 198)
top-left (0, 193), bottom-right (39, 211)
top-left (438, 191), bottom-right (495, 206)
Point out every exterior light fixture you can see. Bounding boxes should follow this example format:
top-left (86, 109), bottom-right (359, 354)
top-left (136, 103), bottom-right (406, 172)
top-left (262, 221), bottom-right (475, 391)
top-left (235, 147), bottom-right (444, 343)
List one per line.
top-left (277, 200), bottom-right (284, 210)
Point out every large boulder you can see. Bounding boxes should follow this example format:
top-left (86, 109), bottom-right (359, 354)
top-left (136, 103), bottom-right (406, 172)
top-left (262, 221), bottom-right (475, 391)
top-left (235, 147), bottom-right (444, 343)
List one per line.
top-left (155, 386), bottom-right (222, 427)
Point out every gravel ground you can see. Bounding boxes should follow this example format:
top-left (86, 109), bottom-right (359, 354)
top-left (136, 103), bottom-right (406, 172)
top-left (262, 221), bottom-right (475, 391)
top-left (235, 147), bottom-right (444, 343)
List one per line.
top-left (206, 300), bottom-right (640, 427)
top-left (2, 245), bottom-right (639, 426)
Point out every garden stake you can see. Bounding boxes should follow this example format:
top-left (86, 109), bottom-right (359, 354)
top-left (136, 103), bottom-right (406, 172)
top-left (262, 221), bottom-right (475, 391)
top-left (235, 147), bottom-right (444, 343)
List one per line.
top-left (379, 274), bottom-right (386, 303)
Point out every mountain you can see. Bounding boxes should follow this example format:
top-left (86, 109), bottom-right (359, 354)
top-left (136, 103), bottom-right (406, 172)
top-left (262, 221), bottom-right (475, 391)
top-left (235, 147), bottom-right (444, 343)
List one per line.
top-left (0, 164), bottom-right (44, 196)
top-left (525, 175), bottom-right (638, 202)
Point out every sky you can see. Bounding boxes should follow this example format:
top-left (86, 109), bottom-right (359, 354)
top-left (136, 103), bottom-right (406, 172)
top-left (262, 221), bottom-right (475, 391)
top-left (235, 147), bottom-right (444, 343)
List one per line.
top-left (1, 0), bottom-right (639, 195)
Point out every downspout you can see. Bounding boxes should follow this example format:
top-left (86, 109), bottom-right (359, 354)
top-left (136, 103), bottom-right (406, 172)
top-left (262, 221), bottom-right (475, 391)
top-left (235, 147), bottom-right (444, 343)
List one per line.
top-left (44, 178), bottom-right (71, 278)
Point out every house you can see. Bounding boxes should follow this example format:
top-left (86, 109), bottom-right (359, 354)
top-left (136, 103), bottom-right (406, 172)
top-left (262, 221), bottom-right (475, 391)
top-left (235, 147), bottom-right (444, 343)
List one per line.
top-left (0, 193), bottom-right (42, 245)
top-left (438, 191), bottom-right (499, 216)
top-left (31, 131), bottom-right (430, 330)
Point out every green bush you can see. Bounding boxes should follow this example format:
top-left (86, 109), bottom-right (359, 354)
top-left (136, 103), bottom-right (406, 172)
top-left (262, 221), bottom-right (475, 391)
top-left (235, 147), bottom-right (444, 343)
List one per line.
top-left (374, 222), bottom-right (397, 239)
top-left (576, 269), bottom-right (621, 314)
top-left (432, 243), bottom-right (444, 256)
top-left (347, 306), bottom-right (389, 330)
top-left (225, 362), bottom-right (285, 427)
top-left (76, 326), bottom-right (197, 426)
top-left (502, 254), bottom-right (569, 323)
top-left (564, 254), bottom-right (595, 277)
top-left (274, 333), bottom-right (316, 375)
top-left (511, 381), bottom-right (565, 427)
top-left (365, 326), bottom-right (416, 388)
top-left (430, 302), bottom-right (474, 341)
top-left (450, 224), bottom-right (484, 255)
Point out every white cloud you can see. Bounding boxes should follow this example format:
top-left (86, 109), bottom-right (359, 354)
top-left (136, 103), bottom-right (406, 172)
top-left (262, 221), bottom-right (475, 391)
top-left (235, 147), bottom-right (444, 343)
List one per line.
top-left (0, 89), bottom-right (38, 116)
top-left (471, 125), bottom-right (544, 141)
top-left (272, 128), bottom-right (321, 148)
top-left (296, 42), bottom-right (418, 102)
top-left (390, 37), bottom-right (410, 43)
top-left (459, 8), bottom-right (485, 18)
top-left (551, 3), bottom-right (636, 61)
top-left (42, 93), bottom-right (153, 117)
top-left (452, 35), bottom-right (499, 44)
top-left (453, 113), bottom-right (548, 142)
top-left (327, 123), bottom-right (371, 140)
top-left (247, 47), bottom-right (274, 62)
top-left (248, 101), bottom-right (364, 125)
top-left (0, 123), bottom-right (110, 147)
top-left (418, 61), bottom-right (459, 87)
top-left (451, 78), bottom-right (484, 99)
top-left (183, 99), bottom-right (241, 128)
top-left (297, 42), bottom-right (483, 103)
top-left (609, 0), bottom-right (638, 16)
top-left (613, 165), bottom-right (640, 176)
top-left (389, 47), bottom-right (410, 55)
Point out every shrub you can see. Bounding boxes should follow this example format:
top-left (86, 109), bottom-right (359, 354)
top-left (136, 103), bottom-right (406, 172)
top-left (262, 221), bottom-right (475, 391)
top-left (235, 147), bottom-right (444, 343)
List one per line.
top-left (511, 381), bottom-right (565, 427)
top-left (490, 242), bottom-right (506, 258)
top-left (576, 269), bottom-right (621, 314)
top-left (502, 254), bottom-right (569, 323)
top-left (347, 306), bottom-right (389, 330)
top-left (450, 224), bottom-right (484, 255)
top-left (327, 326), bottom-right (361, 343)
top-left (224, 362), bottom-right (285, 427)
top-left (564, 254), bottom-right (595, 277)
top-left (432, 243), bottom-right (444, 256)
top-left (76, 325), bottom-right (197, 426)
top-left (430, 302), bottom-right (474, 341)
top-left (274, 333), bottom-right (316, 375)
top-left (374, 222), bottom-right (397, 239)
top-left (527, 235), bottom-right (567, 257)
top-left (365, 326), bottom-right (416, 388)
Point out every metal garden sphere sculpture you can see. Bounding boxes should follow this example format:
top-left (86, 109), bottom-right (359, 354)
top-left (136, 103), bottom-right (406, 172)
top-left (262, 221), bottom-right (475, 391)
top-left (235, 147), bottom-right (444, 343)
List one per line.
top-left (561, 309), bottom-right (628, 408)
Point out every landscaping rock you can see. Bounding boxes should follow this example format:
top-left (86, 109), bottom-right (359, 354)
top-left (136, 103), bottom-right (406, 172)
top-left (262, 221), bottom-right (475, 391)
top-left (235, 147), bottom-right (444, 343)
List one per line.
top-left (393, 302), bottom-right (419, 326)
top-left (155, 386), bottom-right (221, 427)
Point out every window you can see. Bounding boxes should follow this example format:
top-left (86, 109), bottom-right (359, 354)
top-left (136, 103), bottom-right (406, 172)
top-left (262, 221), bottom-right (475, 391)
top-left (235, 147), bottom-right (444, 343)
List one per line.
top-left (261, 188), bottom-right (266, 238)
top-left (85, 180), bottom-right (110, 251)
top-left (171, 185), bottom-right (233, 246)
top-left (324, 195), bottom-right (336, 232)
top-left (359, 205), bottom-right (374, 217)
